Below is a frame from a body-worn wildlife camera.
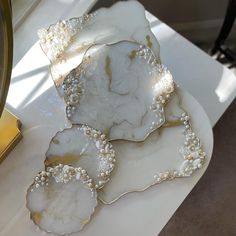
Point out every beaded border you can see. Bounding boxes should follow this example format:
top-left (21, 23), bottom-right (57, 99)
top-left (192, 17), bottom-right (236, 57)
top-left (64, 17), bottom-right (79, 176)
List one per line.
top-left (62, 42), bottom-right (175, 137)
top-left (99, 111), bottom-right (206, 204)
top-left (29, 164), bottom-right (95, 192)
top-left (38, 12), bottom-right (97, 61)
top-left (153, 112), bottom-right (206, 183)
top-left (45, 125), bottom-right (116, 189)
top-left (27, 164), bottom-right (98, 236)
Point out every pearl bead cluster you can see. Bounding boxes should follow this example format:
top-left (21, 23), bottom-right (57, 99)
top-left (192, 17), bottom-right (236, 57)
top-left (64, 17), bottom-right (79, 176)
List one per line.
top-left (149, 104), bottom-right (165, 130)
top-left (135, 44), bottom-right (174, 122)
top-left (179, 112), bottom-right (206, 175)
top-left (32, 170), bottom-right (51, 189)
top-left (153, 69), bottom-right (175, 105)
top-left (48, 164), bottom-right (94, 188)
top-left (81, 125), bottom-right (116, 189)
top-left (150, 70), bottom-right (174, 130)
top-left (135, 45), bottom-right (174, 99)
top-left (150, 87), bottom-right (173, 127)
top-left (30, 164), bottom-right (95, 192)
top-left (30, 124), bottom-right (116, 195)
top-left (38, 13), bottom-right (97, 61)
top-left (136, 45), bottom-right (159, 66)
top-left (150, 65), bottom-right (174, 128)
top-left (154, 112), bottom-right (206, 183)
top-left (63, 68), bottom-right (84, 119)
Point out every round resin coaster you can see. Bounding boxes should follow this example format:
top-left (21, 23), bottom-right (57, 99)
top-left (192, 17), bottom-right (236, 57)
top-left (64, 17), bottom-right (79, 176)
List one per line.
top-left (26, 165), bottom-right (97, 235)
top-left (63, 41), bottom-right (174, 141)
top-left (45, 125), bottom-right (115, 189)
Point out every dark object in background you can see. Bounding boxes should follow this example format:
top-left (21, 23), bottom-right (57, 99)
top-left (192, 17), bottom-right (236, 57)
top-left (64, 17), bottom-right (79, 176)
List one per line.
top-left (211, 0), bottom-right (236, 67)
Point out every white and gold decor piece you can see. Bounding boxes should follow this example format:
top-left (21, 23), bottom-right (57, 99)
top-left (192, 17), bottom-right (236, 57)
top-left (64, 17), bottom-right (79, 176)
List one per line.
top-left (45, 125), bottom-right (115, 189)
top-left (63, 41), bottom-right (174, 141)
top-left (26, 164), bottom-right (97, 235)
top-left (23, 1), bottom-right (214, 235)
top-left (98, 88), bottom-right (207, 204)
top-left (37, 1), bottom-right (161, 95)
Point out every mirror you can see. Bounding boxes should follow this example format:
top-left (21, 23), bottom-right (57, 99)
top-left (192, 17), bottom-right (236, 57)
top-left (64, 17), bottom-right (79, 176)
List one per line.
top-left (0, 0), bottom-right (13, 117)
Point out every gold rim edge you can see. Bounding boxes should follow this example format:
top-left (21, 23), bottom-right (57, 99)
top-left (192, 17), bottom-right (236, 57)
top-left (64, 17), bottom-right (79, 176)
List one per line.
top-left (0, 0), bottom-right (13, 117)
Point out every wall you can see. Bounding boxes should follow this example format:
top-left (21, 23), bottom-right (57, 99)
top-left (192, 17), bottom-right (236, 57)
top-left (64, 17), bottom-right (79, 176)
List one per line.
top-left (145, 0), bottom-right (235, 45)
top-left (91, 0), bottom-right (236, 45)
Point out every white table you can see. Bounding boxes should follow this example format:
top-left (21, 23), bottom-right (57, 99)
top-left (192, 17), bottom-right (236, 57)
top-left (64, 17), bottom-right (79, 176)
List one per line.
top-left (1, 1), bottom-right (236, 236)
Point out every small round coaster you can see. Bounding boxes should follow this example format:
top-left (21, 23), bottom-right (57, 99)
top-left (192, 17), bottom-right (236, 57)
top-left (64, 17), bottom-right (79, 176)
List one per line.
top-left (45, 125), bottom-right (115, 189)
top-left (26, 165), bottom-right (97, 235)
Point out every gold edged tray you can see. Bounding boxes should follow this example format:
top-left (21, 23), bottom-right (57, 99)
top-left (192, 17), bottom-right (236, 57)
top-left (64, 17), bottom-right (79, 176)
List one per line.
top-left (0, 109), bottom-right (22, 163)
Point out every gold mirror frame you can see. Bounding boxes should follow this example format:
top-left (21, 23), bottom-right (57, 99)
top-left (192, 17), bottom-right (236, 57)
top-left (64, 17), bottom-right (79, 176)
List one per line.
top-left (0, 0), bottom-right (13, 117)
top-left (0, 1), bottom-right (22, 163)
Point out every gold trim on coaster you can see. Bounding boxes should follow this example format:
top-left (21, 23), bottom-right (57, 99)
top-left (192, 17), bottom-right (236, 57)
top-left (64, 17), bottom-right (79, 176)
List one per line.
top-left (0, 109), bottom-right (22, 163)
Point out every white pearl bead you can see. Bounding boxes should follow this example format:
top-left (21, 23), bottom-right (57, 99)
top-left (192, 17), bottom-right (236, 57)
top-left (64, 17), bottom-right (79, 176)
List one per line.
top-left (197, 163), bottom-right (202, 168)
top-left (41, 177), bottom-right (45, 181)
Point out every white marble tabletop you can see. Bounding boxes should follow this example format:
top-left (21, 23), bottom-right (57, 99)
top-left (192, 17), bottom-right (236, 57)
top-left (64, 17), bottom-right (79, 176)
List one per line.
top-left (1, 1), bottom-right (236, 236)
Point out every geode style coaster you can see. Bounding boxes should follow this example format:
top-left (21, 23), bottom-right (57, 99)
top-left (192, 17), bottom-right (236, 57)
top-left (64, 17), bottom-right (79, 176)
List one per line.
top-left (63, 41), bottom-right (174, 141)
top-left (98, 88), bottom-right (207, 204)
top-left (26, 165), bottom-right (97, 235)
top-left (45, 125), bottom-right (115, 189)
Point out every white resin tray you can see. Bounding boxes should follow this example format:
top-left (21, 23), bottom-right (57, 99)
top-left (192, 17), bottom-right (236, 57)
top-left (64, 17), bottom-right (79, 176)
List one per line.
top-left (1, 1), bottom-right (214, 236)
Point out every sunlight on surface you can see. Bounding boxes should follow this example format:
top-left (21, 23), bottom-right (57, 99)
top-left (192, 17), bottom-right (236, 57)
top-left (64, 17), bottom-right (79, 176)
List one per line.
top-left (215, 67), bottom-right (236, 103)
top-left (145, 11), bottom-right (158, 25)
top-left (7, 42), bottom-right (53, 109)
top-left (154, 72), bottom-right (173, 95)
top-left (145, 12), bottom-right (176, 41)
top-left (150, 22), bottom-right (176, 42)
